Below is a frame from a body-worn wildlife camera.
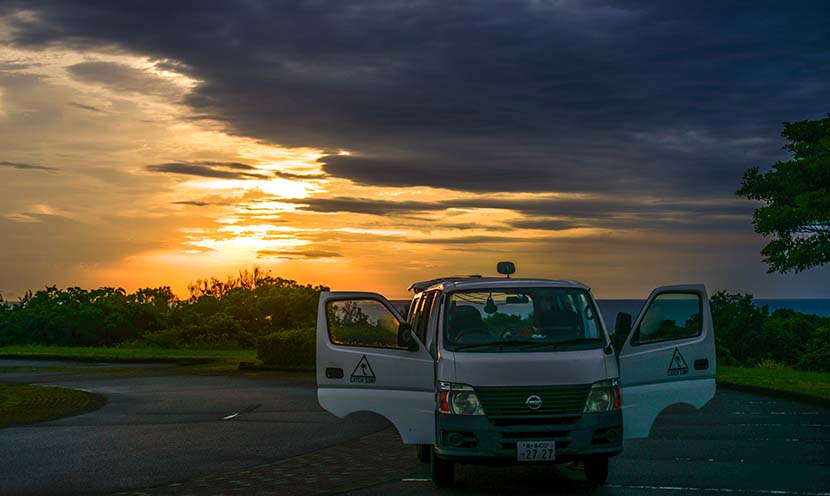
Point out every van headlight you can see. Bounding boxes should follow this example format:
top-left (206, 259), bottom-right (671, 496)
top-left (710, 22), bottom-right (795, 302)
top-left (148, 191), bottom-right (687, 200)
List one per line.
top-left (583, 379), bottom-right (622, 413)
top-left (439, 382), bottom-right (485, 415)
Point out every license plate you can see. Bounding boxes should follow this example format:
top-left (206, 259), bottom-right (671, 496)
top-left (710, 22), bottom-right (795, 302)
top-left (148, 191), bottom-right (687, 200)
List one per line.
top-left (516, 441), bottom-right (555, 461)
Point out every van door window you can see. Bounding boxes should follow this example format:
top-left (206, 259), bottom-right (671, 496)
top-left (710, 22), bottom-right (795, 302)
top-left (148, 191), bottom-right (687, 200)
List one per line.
top-left (427, 293), bottom-right (443, 354)
top-left (415, 291), bottom-right (436, 345)
top-left (407, 295), bottom-right (421, 322)
top-left (632, 292), bottom-right (702, 345)
top-left (326, 299), bottom-right (407, 350)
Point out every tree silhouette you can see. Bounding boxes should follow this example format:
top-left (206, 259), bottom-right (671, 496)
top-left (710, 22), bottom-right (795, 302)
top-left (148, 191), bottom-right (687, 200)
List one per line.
top-left (737, 114), bottom-right (830, 272)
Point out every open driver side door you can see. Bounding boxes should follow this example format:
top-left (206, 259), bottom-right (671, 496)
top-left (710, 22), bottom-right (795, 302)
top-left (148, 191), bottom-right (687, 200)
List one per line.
top-left (618, 284), bottom-right (716, 439)
top-left (316, 291), bottom-right (436, 444)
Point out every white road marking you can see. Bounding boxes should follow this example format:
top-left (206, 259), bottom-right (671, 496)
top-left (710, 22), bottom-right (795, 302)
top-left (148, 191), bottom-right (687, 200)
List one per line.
top-left (607, 484), bottom-right (830, 495)
top-left (730, 423), bottom-right (786, 426)
top-left (401, 478), bottom-right (431, 482)
top-left (733, 412), bottom-right (819, 416)
top-left (222, 413), bottom-right (239, 420)
top-left (689, 438), bottom-right (826, 443)
top-left (729, 423), bottom-right (830, 427)
top-left (770, 412), bottom-right (819, 415)
top-left (729, 423), bottom-right (784, 426)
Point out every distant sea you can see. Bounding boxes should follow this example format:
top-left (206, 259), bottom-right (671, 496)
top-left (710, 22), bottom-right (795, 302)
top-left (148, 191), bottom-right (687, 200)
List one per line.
top-left (597, 299), bottom-right (830, 333)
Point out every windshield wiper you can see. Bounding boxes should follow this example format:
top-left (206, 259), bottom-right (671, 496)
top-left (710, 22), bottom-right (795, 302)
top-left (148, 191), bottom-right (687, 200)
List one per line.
top-left (520, 337), bottom-right (604, 351)
top-left (453, 339), bottom-right (536, 351)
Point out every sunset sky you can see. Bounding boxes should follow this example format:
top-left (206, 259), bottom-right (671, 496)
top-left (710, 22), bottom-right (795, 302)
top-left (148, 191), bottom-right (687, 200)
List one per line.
top-left (1, 1), bottom-right (828, 300)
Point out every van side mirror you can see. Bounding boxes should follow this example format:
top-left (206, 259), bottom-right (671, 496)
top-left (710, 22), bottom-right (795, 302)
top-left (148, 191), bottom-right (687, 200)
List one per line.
top-left (613, 312), bottom-right (632, 352)
top-left (397, 322), bottom-right (418, 351)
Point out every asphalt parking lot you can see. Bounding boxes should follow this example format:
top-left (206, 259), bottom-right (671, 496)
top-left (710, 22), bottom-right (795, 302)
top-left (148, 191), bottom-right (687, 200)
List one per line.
top-left (0, 360), bottom-right (828, 496)
top-left (0, 362), bottom-right (387, 495)
top-left (358, 390), bottom-right (830, 495)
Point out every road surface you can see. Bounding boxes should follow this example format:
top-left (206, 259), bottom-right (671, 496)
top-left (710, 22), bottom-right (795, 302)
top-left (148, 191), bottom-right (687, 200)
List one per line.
top-left (0, 360), bottom-right (827, 495)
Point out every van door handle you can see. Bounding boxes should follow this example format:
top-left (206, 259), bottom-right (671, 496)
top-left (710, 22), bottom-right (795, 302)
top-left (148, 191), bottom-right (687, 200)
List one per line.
top-left (326, 367), bottom-right (344, 379)
top-left (694, 358), bottom-right (709, 370)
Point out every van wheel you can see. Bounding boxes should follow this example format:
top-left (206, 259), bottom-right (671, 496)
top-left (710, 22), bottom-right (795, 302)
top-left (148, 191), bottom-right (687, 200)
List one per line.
top-left (416, 444), bottom-right (430, 463)
top-left (584, 457), bottom-right (609, 486)
top-left (430, 449), bottom-right (454, 486)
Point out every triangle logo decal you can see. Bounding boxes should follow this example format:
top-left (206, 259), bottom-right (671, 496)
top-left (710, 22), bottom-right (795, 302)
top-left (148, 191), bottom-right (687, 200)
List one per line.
top-left (350, 355), bottom-right (377, 384)
top-left (667, 348), bottom-right (689, 376)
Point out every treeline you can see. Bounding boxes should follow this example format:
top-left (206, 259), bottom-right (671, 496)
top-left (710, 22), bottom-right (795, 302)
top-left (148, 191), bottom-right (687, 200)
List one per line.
top-left (1, 275), bottom-right (828, 372)
top-left (0, 268), bottom-right (326, 350)
top-left (712, 292), bottom-right (829, 371)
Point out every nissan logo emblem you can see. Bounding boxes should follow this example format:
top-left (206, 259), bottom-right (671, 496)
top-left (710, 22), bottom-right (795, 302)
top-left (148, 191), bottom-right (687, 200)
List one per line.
top-left (526, 395), bottom-right (543, 410)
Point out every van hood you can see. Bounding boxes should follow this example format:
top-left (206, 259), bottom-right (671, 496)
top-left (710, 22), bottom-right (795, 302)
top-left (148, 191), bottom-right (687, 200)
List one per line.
top-left (446, 348), bottom-right (608, 387)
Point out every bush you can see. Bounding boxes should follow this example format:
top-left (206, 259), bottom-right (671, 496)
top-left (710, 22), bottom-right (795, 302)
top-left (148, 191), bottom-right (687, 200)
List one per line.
top-left (710, 291), bottom-right (769, 364)
top-left (119, 328), bottom-right (185, 349)
top-left (257, 327), bottom-right (315, 369)
top-left (799, 326), bottom-right (830, 372)
top-left (756, 359), bottom-right (786, 370)
top-left (0, 268), bottom-right (328, 349)
top-left (711, 291), bottom-right (830, 371)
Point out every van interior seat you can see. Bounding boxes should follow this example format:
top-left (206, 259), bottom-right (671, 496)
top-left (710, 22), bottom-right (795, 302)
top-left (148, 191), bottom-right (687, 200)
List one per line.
top-left (538, 308), bottom-right (580, 340)
top-left (451, 306), bottom-right (487, 336)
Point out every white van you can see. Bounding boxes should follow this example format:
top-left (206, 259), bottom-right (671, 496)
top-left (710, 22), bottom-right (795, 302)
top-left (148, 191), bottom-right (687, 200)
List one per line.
top-left (315, 263), bottom-right (716, 486)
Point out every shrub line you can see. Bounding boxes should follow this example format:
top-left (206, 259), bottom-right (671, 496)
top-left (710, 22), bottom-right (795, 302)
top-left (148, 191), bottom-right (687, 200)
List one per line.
top-left (238, 361), bottom-right (314, 373)
top-left (0, 353), bottom-right (214, 364)
top-left (717, 380), bottom-right (830, 408)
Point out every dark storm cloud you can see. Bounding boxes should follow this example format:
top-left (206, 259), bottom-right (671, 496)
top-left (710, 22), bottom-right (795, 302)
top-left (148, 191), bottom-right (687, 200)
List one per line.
top-left (197, 161), bottom-right (257, 171)
top-left (0, 160), bottom-right (55, 171)
top-left (147, 161), bottom-right (323, 181)
top-left (66, 61), bottom-right (181, 97)
top-left (256, 249), bottom-right (342, 259)
top-left (287, 195), bottom-right (755, 232)
top-left (3, 1), bottom-right (828, 194)
top-left (0, 62), bottom-right (39, 71)
top-left (289, 195), bottom-right (754, 217)
top-left (146, 162), bottom-right (268, 180)
top-left (409, 235), bottom-right (535, 245)
top-left (68, 101), bottom-right (105, 113)
top-left (508, 219), bottom-right (584, 231)
top-left (289, 197), bottom-right (443, 215)
top-left (272, 171), bottom-right (326, 181)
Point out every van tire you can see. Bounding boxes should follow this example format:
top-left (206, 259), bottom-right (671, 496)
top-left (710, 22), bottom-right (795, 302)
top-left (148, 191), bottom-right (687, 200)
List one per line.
top-left (416, 445), bottom-right (430, 463)
top-left (584, 457), bottom-right (609, 486)
top-left (430, 450), bottom-right (454, 486)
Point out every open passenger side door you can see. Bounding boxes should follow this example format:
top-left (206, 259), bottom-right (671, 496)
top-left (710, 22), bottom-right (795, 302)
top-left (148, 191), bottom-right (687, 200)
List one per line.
top-left (316, 291), bottom-right (436, 444)
top-left (618, 284), bottom-right (716, 439)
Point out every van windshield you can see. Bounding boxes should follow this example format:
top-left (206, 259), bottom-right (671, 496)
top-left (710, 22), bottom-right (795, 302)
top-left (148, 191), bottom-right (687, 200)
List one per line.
top-left (443, 288), bottom-right (606, 352)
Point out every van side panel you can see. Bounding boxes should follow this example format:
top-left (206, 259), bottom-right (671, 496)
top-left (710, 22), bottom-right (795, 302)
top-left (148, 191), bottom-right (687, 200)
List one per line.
top-left (318, 388), bottom-right (435, 444)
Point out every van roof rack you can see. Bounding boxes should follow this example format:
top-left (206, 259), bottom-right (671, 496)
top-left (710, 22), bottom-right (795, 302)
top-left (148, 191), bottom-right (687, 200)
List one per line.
top-left (408, 275), bottom-right (482, 293)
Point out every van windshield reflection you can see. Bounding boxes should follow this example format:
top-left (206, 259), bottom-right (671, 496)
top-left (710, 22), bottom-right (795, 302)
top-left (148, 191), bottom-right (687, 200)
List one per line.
top-left (444, 288), bottom-right (606, 353)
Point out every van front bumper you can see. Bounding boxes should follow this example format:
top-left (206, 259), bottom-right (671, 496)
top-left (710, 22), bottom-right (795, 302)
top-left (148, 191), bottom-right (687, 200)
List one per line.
top-left (435, 411), bottom-right (623, 463)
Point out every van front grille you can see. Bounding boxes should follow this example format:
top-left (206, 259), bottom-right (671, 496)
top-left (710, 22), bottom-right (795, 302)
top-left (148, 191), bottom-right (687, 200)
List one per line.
top-left (476, 385), bottom-right (589, 418)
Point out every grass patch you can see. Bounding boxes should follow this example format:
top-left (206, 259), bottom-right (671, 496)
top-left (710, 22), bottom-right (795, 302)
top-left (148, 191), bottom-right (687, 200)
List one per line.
top-left (717, 365), bottom-right (830, 403)
top-left (0, 384), bottom-right (107, 428)
top-left (0, 345), bottom-right (256, 364)
top-left (0, 345), bottom-right (268, 375)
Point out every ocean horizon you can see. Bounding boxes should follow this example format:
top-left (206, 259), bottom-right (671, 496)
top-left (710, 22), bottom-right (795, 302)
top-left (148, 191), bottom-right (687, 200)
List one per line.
top-left (597, 298), bottom-right (830, 333)
top-left (391, 297), bottom-right (829, 333)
